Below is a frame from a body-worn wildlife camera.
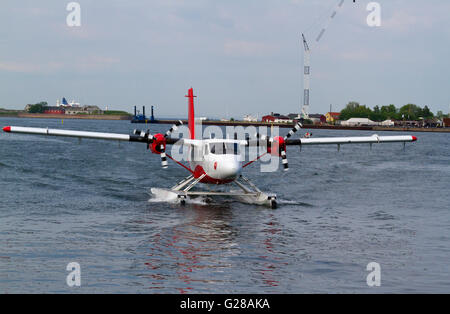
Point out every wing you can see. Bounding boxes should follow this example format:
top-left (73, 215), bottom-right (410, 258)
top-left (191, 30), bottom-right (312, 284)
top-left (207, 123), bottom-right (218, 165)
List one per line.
top-left (2, 126), bottom-right (179, 144)
top-left (285, 134), bottom-right (417, 146)
top-left (244, 133), bottom-right (417, 171)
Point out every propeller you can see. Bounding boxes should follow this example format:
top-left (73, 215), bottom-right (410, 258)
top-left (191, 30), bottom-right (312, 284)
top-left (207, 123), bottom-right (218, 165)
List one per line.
top-left (139, 121), bottom-right (182, 169)
top-left (158, 121), bottom-right (182, 169)
top-left (251, 121), bottom-right (302, 171)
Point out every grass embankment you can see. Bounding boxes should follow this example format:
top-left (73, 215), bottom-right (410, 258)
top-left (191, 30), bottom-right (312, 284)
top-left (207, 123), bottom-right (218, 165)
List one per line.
top-left (103, 110), bottom-right (132, 116)
top-left (0, 112), bottom-right (19, 116)
top-left (0, 109), bottom-right (22, 116)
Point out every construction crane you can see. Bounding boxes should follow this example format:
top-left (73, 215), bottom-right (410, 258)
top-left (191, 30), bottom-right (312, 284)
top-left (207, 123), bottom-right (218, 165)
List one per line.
top-left (301, 33), bottom-right (310, 120)
top-left (300, 0), bottom-right (346, 120)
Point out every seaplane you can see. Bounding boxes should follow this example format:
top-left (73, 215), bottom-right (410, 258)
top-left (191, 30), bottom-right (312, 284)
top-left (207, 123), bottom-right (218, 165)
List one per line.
top-left (2, 88), bottom-right (417, 208)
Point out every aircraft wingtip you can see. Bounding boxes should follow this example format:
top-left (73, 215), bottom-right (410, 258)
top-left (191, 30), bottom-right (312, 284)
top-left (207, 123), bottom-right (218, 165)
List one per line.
top-left (412, 136), bottom-right (417, 142)
top-left (3, 126), bottom-right (11, 133)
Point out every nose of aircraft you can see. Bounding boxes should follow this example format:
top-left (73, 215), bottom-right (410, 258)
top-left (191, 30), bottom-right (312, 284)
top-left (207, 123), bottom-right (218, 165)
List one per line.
top-left (220, 159), bottom-right (242, 179)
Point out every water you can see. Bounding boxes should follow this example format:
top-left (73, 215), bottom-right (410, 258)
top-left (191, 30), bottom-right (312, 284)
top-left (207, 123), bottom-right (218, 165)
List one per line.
top-left (0, 117), bottom-right (449, 293)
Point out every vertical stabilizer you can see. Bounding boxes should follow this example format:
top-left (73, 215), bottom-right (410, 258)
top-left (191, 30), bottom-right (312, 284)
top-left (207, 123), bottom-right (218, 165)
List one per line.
top-left (185, 88), bottom-right (196, 139)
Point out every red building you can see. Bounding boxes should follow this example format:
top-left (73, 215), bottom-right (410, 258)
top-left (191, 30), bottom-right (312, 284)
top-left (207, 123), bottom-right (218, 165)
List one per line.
top-left (443, 118), bottom-right (450, 127)
top-left (43, 106), bottom-right (65, 114)
top-left (261, 113), bottom-right (291, 123)
top-left (262, 115), bottom-right (275, 122)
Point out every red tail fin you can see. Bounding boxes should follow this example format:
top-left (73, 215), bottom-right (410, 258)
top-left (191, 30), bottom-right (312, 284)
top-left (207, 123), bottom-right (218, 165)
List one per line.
top-left (185, 88), bottom-right (196, 139)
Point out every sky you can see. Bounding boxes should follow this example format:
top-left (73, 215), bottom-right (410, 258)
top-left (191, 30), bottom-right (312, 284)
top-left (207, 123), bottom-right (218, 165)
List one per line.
top-left (1, 0), bottom-right (449, 118)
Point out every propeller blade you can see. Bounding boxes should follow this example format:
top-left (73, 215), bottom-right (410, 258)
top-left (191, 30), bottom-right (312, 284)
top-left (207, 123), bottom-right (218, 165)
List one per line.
top-left (284, 122), bottom-right (303, 140)
top-left (160, 144), bottom-right (168, 169)
top-left (134, 129), bottom-right (154, 149)
top-left (254, 132), bottom-right (269, 150)
top-left (133, 129), bottom-right (150, 139)
top-left (280, 148), bottom-right (289, 171)
top-left (134, 129), bottom-right (153, 140)
top-left (165, 120), bottom-right (183, 138)
top-left (255, 133), bottom-right (268, 141)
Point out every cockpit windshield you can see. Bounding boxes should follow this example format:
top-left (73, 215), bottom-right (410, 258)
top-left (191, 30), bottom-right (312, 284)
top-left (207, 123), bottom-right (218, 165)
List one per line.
top-left (209, 142), bottom-right (239, 155)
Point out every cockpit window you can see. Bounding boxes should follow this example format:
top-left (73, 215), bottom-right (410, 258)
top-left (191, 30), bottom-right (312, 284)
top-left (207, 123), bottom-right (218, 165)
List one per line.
top-left (209, 142), bottom-right (239, 155)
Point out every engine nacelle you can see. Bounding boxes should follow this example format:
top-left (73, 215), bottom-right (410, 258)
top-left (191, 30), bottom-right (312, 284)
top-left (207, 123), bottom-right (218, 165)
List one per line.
top-left (150, 133), bottom-right (166, 154)
top-left (267, 136), bottom-right (286, 156)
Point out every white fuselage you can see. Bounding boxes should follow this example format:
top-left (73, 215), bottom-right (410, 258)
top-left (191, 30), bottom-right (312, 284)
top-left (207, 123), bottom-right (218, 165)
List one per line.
top-left (186, 139), bottom-right (244, 182)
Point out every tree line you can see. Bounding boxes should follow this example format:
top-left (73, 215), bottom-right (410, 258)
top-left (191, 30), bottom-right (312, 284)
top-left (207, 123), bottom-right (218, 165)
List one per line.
top-left (27, 102), bottom-right (48, 113)
top-left (339, 102), bottom-right (448, 121)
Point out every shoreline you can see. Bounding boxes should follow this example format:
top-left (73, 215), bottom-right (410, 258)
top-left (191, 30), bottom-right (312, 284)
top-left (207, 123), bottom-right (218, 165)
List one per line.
top-left (2, 114), bottom-right (449, 133)
top-left (147, 119), bottom-right (450, 133)
top-left (5, 113), bottom-right (132, 120)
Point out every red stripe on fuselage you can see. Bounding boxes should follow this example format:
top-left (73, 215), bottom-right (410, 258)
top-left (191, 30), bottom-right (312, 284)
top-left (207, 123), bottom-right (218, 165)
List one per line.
top-left (193, 165), bottom-right (234, 185)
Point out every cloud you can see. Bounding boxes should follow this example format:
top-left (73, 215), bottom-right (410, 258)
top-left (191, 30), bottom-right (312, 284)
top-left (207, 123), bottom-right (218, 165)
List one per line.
top-left (1, 1), bottom-right (449, 114)
top-left (0, 61), bottom-right (62, 73)
top-left (0, 56), bottom-right (119, 74)
top-left (383, 11), bottom-right (425, 32)
top-left (339, 49), bottom-right (392, 62)
top-left (381, 2), bottom-right (450, 33)
top-left (0, 62), bottom-right (39, 73)
top-left (75, 56), bottom-right (121, 71)
top-left (223, 40), bottom-right (277, 57)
